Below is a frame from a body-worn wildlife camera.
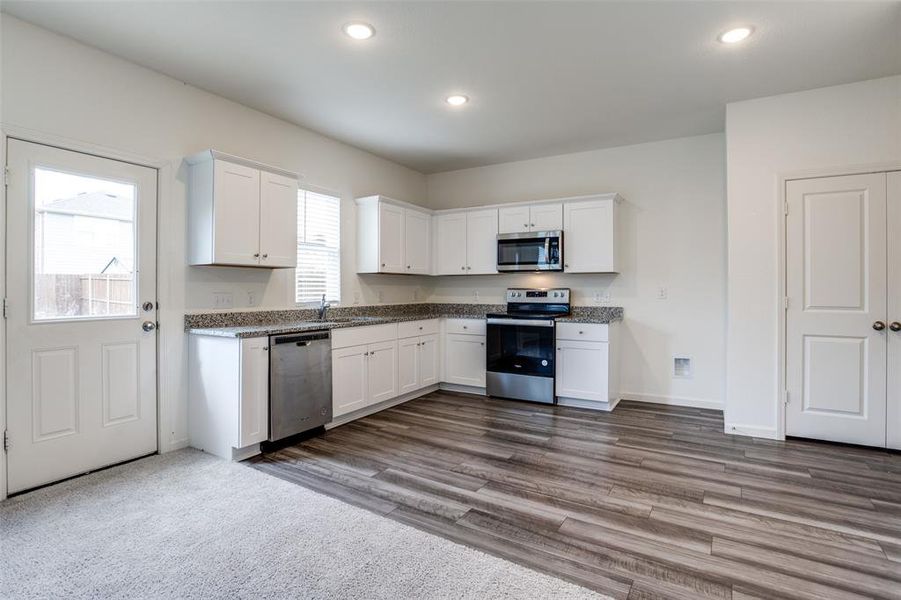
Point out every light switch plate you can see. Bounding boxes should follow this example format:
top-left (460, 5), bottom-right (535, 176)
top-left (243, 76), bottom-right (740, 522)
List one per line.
top-left (212, 292), bottom-right (233, 309)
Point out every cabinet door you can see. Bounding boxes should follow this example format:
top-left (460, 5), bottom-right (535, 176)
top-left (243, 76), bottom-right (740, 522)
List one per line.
top-left (419, 334), bottom-right (440, 388)
top-left (404, 208), bottom-right (431, 274)
top-left (563, 199), bottom-right (614, 273)
top-left (444, 333), bottom-right (486, 387)
top-left (378, 202), bottom-right (405, 273)
top-left (434, 213), bottom-right (468, 275)
top-left (529, 202), bottom-right (563, 231)
top-left (889, 171), bottom-right (901, 450)
top-left (466, 209), bottom-right (499, 274)
top-left (259, 171), bottom-right (298, 268)
top-left (498, 206), bottom-right (530, 234)
top-left (213, 160), bottom-right (261, 266)
top-left (332, 345), bottom-right (368, 417)
top-left (556, 340), bottom-right (609, 401)
top-left (239, 338), bottom-right (269, 447)
top-left (367, 340), bottom-right (398, 405)
top-left (397, 336), bottom-right (420, 395)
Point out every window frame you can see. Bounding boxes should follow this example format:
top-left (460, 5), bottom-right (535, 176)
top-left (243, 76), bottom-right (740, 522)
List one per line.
top-left (293, 184), bottom-right (342, 308)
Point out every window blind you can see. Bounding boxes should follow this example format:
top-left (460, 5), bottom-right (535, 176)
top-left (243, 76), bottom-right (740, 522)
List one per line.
top-left (296, 189), bottom-right (341, 304)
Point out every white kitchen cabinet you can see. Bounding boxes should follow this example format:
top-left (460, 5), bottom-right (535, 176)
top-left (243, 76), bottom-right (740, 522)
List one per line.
top-left (332, 345), bottom-right (368, 417)
top-left (498, 202), bottom-right (562, 234)
top-left (434, 213), bottom-right (469, 274)
top-left (356, 196), bottom-right (431, 274)
top-left (187, 150), bottom-right (298, 268)
top-left (188, 335), bottom-right (270, 460)
top-left (435, 209), bottom-right (498, 275)
top-left (367, 341), bottom-right (399, 404)
top-left (445, 332), bottom-right (487, 387)
top-left (563, 196), bottom-right (619, 273)
top-left (398, 336), bottom-right (421, 395)
top-left (555, 323), bottom-right (619, 410)
top-left (419, 334), bottom-right (440, 387)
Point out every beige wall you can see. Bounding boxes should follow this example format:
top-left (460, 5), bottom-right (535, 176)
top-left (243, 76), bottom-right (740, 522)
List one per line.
top-left (725, 75), bottom-right (901, 438)
top-left (427, 134), bottom-right (727, 408)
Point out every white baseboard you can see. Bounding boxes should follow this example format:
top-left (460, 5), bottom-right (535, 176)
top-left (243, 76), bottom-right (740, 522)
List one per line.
top-left (557, 397), bottom-right (620, 412)
top-left (326, 384), bottom-right (440, 429)
top-left (724, 422), bottom-right (781, 440)
top-left (438, 383), bottom-right (487, 396)
top-left (618, 391), bottom-right (723, 411)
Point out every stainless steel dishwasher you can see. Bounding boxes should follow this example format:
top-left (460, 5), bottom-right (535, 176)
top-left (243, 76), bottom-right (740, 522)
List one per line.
top-left (268, 330), bottom-right (332, 442)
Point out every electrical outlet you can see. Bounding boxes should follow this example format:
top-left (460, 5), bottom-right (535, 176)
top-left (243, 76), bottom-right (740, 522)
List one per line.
top-left (594, 291), bottom-right (611, 304)
top-left (656, 286), bottom-right (668, 300)
top-left (247, 290), bottom-right (257, 306)
top-left (353, 292), bottom-right (361, 305)
top-left (377, 290), bottom-right (384, 303)
top-left (413, 288), bottom-right (420, 301)
top-left (212, 292), bottom-right (233, 309)
top-left (474, 290), bottom-right (480, 301)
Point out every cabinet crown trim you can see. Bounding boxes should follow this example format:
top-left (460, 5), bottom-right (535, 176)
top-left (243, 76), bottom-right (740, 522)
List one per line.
top-left (186, 149), bottom-right (299, 180)
top-left (432, 192), bottom-right (623, 215)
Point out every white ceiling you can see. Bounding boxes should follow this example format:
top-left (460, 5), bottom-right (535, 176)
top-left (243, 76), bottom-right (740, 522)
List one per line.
top-left (3, 1), bottom-right (900, 173)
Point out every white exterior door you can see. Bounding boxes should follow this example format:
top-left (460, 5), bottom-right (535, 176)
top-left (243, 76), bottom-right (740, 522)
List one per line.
top-left (887, 172), bottom-right (901, 450)
top-left (5, 139), bottom-right (158, 493)
top-left (258, 171), bottom-right (298, 268)
top-left (785, 173), bottom-right (887, 447)
top-left (465, 209), bottom-right (498, 274)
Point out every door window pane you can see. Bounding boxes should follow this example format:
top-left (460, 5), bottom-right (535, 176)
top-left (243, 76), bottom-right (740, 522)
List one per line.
top-left (33, 168), bottom-right (137, 320)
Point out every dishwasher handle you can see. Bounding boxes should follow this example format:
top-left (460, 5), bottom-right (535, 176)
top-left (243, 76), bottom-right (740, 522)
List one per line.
top-left (271, 331), bottom-right (330, 346)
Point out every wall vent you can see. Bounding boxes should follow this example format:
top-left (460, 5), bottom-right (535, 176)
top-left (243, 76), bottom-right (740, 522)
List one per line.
top-left (673, 356), bottom-right (693, 379)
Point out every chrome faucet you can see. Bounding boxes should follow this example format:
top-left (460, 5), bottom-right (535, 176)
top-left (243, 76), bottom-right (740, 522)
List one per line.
top-left (317, 294), bottom-right (332, 321)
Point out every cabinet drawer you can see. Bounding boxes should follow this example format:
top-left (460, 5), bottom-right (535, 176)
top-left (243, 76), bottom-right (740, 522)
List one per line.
top-left (556, 322), bottom-right (608, 342)
top-left (445, 318), bottom-right (487, 335)
top-left (331, 323), bottom-right (398, 349)
top-left (397, 319), bottom-right (440, 339)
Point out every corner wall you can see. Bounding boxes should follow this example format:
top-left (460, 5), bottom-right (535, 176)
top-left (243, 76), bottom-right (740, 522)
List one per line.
top-left (426, 134), bottom-right (727, 408)
top-left (725, 75), bottom-right (901, 437)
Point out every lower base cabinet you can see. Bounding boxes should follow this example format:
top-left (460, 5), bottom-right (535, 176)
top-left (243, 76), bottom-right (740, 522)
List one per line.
top-left (189, 335), bottom-right (269, 459)
top-left (555, 323), bottom-right (618, 408)
top-left (398, 333), bottom-right (440, 394)
top-left (444, 333), bottom-right (486, 387)
top-left (332, 340), bottom-right (398, 418)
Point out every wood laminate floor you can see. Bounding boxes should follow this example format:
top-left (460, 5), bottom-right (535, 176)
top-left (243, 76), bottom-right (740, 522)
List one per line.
top-left (248, 393), bottom-right (901, 600)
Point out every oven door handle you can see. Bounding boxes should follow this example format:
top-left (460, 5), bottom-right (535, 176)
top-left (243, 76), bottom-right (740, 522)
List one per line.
top-left (486, 318), bottom-right (555, 327)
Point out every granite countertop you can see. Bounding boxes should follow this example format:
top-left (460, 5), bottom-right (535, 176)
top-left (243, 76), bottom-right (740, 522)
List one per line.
top-left (186, 303), bottom-right (623, 338)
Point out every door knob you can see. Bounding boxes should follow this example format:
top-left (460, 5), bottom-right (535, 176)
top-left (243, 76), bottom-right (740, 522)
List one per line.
top-left (890, 322), bottom-right (901, 332)
top-left (873, 321), bottom-right (886, 331)
top-left (142, 321), bottom-right (157, 332)
top-left (142, 301), bottom-right (155, 312)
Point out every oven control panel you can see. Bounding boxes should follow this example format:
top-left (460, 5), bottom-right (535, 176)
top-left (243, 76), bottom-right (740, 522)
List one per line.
top-left (505, 288), bottom-right (570, 303)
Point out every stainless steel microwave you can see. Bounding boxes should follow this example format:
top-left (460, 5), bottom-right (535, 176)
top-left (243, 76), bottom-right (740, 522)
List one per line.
top-left (496, 231), bottom-right (563, 272)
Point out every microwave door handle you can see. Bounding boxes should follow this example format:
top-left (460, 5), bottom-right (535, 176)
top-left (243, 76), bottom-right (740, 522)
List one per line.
top-left (544, 237), bottom-right (550, 262)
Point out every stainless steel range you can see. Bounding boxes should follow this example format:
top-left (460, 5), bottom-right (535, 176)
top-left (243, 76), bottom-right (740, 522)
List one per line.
top-left (486, 288), bottom-right (571, 404)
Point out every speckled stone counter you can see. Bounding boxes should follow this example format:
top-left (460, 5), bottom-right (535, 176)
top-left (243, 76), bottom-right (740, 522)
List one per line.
top-left (185, 303), bottom-right (623, 338)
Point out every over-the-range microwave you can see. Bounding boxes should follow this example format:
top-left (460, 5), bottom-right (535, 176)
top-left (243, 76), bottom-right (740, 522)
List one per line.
top-left (496, 230), bottom-right (563, 272)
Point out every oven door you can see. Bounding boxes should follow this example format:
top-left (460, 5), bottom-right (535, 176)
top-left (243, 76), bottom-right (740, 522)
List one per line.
top-left (486, 318), bottom-right (556, 377)
top-left (496, 231), bottom-right (562, 272)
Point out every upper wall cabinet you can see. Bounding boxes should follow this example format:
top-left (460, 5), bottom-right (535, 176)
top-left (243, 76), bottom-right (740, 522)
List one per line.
top-left (356, 196), bottom-right (432, 275)
top-left (563, 195), bottom-right (621, 273)
top-left (498, 202), bottom-right (563, 234)
top-left (434, 208), bottom-right (499, 275)
top-left (187, 150), bottom-right (298, 268)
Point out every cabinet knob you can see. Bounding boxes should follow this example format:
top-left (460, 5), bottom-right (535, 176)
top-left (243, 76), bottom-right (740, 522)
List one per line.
top-left (406, 265), bottom-right (411, 269)
top-left (467, 266), bottom-right (472, 270)
top-left (530, 223), bottom-right (535, 227)
top-left (579, 331), bottom-right (584, 335)
top-left (480, 342), bottom-right (485, 346)
top-left (253, 253), bottom-right (260, 258)
top-left (564, 264), bottom-right (569, 268)
top-left (262, 346), bottom-right (269, 351)
top-left (523, 223), bottom-right (528, 227)
top-left (461, 266), bottom-right (466, 270)
top-left (381, 263), bottom-right (386, 267)
top-left (262, 254), bottom-right (268, 259)
top-left (891, 321), bottom-right (901, 332)
top-left (463, 325), bottom-right (467, 329)
top-left (873, 321), bottom-right (887, 331)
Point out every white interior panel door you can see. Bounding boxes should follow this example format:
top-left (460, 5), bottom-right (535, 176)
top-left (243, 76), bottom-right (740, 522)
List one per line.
top-left (6, 139), bottom-right (158, 493)
top-left (887, 171), bottom-right (901, 450)
top-left (785, 173), bottom-right (887, 447)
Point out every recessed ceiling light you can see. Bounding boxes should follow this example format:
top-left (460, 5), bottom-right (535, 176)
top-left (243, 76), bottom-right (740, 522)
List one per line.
top-left (343, 22), bottom-right (375, 40)
top-left (718, 26), bottom-right (753, 44)
top-left (446, 95), bottom-right (469, 106)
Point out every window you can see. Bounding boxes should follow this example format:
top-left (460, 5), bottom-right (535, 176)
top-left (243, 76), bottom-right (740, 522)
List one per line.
top-left (296, 188), bottom-right (341, 304)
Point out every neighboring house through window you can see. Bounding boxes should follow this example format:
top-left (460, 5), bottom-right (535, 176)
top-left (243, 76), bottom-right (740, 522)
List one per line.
top-left (296, 188), bottom-right (341, 304)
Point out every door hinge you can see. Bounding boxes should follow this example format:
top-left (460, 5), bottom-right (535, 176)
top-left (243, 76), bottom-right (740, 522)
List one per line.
top-left (3, 430), bottom-right (9, 453)
top-left (3, 166), bottom-right (9, 187)
top-left (783, 296), bottom-right (790, 310)
top-left (783, 390), bottom-right (790, 405)
top-left (2, 298), bottom-right (7, 319)
top-left (783, 200), bottom-right (789, 215)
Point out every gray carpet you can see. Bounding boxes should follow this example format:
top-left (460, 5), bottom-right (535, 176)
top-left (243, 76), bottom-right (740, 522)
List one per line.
top-left (0, 449), bottom-right (607, 599)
